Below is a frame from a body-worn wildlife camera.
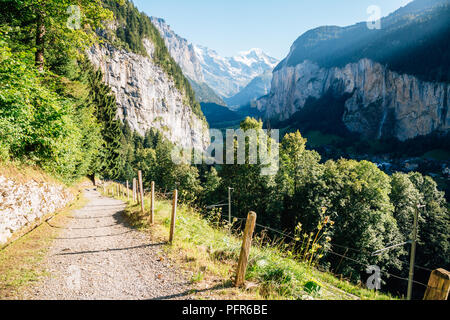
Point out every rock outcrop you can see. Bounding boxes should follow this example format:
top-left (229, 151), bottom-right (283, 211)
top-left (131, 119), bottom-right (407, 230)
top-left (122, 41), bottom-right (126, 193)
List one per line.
top-left (87, 40), bottom-right (210, 151)
top-left (0, 175), bottom-right (73, 246)
top-left (257, 59), bottom-right (450, 141)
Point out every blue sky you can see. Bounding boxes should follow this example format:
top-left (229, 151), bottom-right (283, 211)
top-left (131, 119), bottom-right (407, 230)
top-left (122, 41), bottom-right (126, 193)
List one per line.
top-left (133, 0), bottom-right (413, 60)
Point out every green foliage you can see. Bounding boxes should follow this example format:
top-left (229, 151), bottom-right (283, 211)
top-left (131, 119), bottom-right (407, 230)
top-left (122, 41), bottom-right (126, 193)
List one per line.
top-left (0, 0), bottom-right (113, 72)
top-left (117, 126), bottom-right (203, 204)
top-left (0, 31), bottom-right (102, 182)
top-left (303, 280), bottom-right (321, 295)
top-left (101, 0), bottom-right (205, 122)
top-left (208, 119), bottom-right (448, 294)
top-left (87, 67), bottom-right (124, 179)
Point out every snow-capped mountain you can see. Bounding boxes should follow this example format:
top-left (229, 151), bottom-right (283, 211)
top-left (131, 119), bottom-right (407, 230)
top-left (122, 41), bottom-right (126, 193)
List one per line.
top-left (150, 17), bottom-right (225, 105)
top-left (194, 46), bottom-right (279, 98)
top-left (150, 17), bottom-right (279, 104)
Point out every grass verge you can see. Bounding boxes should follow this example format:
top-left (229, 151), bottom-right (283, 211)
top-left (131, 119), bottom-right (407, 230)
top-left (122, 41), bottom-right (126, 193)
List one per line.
top-left (105, 183), bottom-right (397, 300)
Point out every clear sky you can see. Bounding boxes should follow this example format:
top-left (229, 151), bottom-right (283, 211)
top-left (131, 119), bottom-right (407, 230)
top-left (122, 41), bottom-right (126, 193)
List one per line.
top-left (133, 0), bottom-right (413, 60)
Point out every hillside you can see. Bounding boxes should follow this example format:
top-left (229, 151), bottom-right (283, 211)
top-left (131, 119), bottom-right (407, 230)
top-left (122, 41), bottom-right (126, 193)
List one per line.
top-left (257, 0), bottom-right (450, 143)
top-left (275, 0), bottom-right (450, 82)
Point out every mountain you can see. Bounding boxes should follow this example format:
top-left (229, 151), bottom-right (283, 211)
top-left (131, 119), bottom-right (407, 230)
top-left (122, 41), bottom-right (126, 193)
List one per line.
top-left (225, 70), bottom-right (273, 108)
top-left (90, 0), bottom-right (209, 151)
top-left (150, 17), bottom-right (279, 104)
top-left (257, 0), bottom-right (450, 141)
top-left (150, 17), bottom-right (204, 83)
top-left (188, 79), bottom-right (227, 106)
top-left (150, 17), bottom-right (226, 105)
top-left (194, 46), bottom-right (279, 98)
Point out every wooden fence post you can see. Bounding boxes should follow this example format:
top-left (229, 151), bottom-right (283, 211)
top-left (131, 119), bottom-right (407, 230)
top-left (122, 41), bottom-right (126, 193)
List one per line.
top-left (169, 189), bottom-right (178, 243)
top-left (138, 171), bottom-right (145, 216)
top-left (132, 178), bottom-right (136, 202)
top-left (235, 211), bottom-right (257, 287)
top-left (423, 268), bottom-right (450, 300)
top-left (126, 180), bottom-right (129, 201)
top-left (150, 181), bottom-right (155, 224)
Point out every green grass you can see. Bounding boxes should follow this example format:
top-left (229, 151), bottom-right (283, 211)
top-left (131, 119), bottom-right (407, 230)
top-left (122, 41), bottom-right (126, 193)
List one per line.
top-left (106, 183), bottom-right (397, 300)
top-left (422, 149), bottom-right (450, 161)
top-left (304, 131), bottom-right (344, 148)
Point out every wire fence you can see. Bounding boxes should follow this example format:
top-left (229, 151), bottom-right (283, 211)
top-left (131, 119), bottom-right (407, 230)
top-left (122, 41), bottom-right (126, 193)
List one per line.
top-left (103, 180), bottom-right (446, 296)
top-left (232, 213), bottom-right (448, 295)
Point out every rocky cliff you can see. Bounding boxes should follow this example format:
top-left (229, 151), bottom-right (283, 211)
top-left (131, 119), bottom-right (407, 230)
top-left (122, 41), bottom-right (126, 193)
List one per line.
top-left (225, 70), bottom-right (273, 108)
top-left (87, 39), bottom-right (210, 151)
top-left (150, 17), bottom-right (225, 105)
top-left (257, 59), bottom-right (450, 141)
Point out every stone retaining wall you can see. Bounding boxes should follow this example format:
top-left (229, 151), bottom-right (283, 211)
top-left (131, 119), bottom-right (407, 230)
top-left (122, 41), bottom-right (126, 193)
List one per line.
top-left (0, 175), bottom-right (74, 246)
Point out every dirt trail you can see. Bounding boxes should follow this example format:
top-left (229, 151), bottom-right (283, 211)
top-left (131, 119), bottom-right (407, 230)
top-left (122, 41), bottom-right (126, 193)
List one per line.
top-left (24, 188), bottom-right (192, 300)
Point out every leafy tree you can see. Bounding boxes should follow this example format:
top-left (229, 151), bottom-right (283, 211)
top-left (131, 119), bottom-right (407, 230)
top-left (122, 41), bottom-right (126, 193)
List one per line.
top-left (390, 173), bottom-right (423, 241)
top-left (0, 0), bottom-right (113, 71)
top-left (276, 131), bottom-right (323, 232)
top-left (218, 117), bottom-right (276, 226)
top-left (0, 30), bottom-right (102, 181)
top-left (407, 172), bottom-right (450, 269)
top-left (320, 160), bottom-right (404, 280)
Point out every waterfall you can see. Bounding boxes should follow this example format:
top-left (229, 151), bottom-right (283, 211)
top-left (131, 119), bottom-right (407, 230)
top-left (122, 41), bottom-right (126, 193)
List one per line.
top-left (377, 70), bottom-right (388, 139)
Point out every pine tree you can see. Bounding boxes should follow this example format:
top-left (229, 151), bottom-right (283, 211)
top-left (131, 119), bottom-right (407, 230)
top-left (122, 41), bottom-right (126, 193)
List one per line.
top-left (88, 69), bottom-right (124, 179)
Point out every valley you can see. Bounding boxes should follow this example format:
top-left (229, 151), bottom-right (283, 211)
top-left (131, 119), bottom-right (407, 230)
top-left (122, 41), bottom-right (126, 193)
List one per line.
top-left (0, 0), bottom-right (449, 303)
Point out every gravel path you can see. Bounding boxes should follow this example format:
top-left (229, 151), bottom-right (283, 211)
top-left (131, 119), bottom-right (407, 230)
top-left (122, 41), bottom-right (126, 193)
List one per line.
top-left (24, 188), bottom-right (193, 300)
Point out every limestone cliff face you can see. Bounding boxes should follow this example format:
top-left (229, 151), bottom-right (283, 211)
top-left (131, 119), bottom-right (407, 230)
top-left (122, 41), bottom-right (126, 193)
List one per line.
top-left (257, 59), bottom-right (450, 141)
top-left (87, 40), bottom-right (209, 151)
top-left (150, 17), bottom-right (205, 84)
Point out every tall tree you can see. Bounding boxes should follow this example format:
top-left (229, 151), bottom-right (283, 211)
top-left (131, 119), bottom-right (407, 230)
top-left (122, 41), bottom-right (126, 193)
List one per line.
top-left (88, 69), bottom-right (124, 180)
top-left (0, 0), bottom-right (113, 71)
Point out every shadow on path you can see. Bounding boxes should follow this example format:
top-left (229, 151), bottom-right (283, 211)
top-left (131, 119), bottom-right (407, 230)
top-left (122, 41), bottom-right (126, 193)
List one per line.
top-left (54, 242), bottom-right (168, 256)
top-left (149, 282), bottom-right (233, 300)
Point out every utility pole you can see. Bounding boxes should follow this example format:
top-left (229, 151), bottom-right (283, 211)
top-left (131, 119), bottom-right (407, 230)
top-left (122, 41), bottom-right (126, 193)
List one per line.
top-left (407, 204), bottom-right (424, 300)
top-left (228, 187), bottom-right (234, 224)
